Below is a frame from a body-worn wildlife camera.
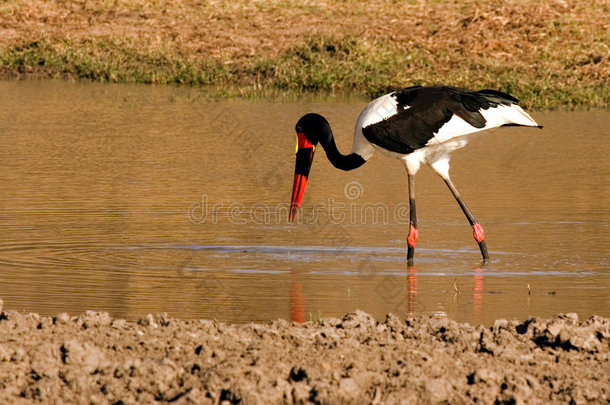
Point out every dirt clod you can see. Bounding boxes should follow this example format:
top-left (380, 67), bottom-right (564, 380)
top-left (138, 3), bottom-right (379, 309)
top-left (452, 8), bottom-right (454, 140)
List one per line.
top-left (0, 309), bottom-right (608, 404)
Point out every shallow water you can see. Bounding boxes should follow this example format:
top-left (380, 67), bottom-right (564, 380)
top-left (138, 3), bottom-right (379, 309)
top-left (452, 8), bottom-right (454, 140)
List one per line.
top-left (0, 81), bottom-right (608, 326)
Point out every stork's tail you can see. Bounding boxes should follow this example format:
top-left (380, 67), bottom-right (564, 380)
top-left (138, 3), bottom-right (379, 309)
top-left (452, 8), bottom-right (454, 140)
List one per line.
top-left (480, 103), bottom-right (542, 130)
top-left (476, 89), bottom-right (542, 129)
top-left (509, 104), bottom-right (542, 128)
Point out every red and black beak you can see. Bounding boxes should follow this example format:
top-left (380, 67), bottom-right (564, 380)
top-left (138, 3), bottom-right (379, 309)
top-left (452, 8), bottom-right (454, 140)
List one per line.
top-left (289, 132), bottom-right (316, 221)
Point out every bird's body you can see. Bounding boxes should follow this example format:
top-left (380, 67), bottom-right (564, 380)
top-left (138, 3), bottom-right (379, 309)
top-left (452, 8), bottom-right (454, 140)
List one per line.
top-left (350, 86), bottom-right (539, 176)
top-left (290, 85), bottom-right (541, 263)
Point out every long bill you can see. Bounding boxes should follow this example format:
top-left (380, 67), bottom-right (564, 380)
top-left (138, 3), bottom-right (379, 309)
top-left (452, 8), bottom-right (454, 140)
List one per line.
top-left (289, 132), bottom-right (316, 221)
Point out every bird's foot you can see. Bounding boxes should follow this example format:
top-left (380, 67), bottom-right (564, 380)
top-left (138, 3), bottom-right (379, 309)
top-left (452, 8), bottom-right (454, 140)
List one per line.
top-left (407, 225), bottom-right (418, 264)
top-left (472, 223), bottom-right (485, 243)
top-left (407, 225), bottom-right (419, 248)
top-left (472, 223), bottom-right (490, 262)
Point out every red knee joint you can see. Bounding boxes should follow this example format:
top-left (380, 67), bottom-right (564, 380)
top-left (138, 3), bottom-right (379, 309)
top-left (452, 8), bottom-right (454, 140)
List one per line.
top-left (407, 225), bottom-right (419, 248)
top-left (472, 223), bottom-right (485, 243)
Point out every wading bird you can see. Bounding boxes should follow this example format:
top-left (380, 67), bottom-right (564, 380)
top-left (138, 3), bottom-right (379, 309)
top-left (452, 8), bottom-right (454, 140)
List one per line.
top-left (289, 86), bottom-right (541, 264)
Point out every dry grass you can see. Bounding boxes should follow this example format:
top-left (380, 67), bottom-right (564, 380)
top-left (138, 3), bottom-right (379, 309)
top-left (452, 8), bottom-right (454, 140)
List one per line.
top-left (1, 0), bottom-right (608, 108)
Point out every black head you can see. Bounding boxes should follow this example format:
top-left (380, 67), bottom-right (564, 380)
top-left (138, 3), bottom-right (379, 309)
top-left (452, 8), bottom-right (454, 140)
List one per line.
top-left (290, 113), bottom-right (332, 221)
top-left (295, 113), bottom-right (332, 146)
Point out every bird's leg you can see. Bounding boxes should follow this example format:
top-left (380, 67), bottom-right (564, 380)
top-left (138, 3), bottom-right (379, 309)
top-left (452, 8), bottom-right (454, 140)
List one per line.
top-left (407, 173), bottom-right (419, 265)
top-left (442, 177), bottom-right (490, 263)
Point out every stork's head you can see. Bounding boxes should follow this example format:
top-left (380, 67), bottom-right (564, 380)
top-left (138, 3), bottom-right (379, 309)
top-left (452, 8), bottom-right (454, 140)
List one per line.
top-left (289, 113), bottom-right (331, 221)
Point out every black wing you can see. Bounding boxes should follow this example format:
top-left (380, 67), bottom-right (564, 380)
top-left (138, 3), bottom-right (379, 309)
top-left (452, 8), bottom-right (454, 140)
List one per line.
top-left (362, 86), bottom-right (519, 154)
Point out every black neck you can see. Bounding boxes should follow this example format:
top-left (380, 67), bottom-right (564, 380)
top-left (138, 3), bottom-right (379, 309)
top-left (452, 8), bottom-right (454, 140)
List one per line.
top-left (320, 135), bottom-right (366, 171)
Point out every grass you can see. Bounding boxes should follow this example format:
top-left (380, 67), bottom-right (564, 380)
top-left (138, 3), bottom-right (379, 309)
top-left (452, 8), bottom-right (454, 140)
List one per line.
top-left (0, 0), bottom-right (608, 109)
top-left (2, 39), bottom-right (228, 85)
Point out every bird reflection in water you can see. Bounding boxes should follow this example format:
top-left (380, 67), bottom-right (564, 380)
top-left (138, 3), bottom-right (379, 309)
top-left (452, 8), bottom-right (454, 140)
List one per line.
top-left (288, 264), bottom-right (486, 324)
top-left (290, 279), bottom-right (305, 324)
top-left (473, 267), bottom-right (484, 324)
top-left (407, 265), bottom-right (418, 317)
top-left (405, 264), bottom-right (485, 324)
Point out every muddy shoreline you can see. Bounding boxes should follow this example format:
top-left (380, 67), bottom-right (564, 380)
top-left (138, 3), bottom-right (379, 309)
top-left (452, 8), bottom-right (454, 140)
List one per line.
top-left (0, 300), bottom-right (608, 404)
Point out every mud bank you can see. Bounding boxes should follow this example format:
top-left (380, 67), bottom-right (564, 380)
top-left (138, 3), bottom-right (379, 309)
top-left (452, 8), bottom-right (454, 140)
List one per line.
top-left (0, 304), bottom-right (608, 404)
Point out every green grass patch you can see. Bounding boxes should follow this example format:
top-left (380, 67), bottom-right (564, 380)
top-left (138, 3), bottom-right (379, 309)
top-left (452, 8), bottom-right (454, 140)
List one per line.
top-left (1, 0), bottom-right (608, 110)
top-left (2, 34), bottom-right (607, 110)
top-left (0, 38), bottom-right (230, 85)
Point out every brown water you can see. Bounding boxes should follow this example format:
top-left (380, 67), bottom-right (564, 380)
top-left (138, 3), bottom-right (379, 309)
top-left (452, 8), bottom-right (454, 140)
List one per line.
top-left (0, 81), bottom-right (608, 326)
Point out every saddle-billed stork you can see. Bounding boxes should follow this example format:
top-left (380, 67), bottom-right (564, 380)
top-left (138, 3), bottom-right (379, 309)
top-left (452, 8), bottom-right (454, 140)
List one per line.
top-left (289, 85), bottom-right (541, 264)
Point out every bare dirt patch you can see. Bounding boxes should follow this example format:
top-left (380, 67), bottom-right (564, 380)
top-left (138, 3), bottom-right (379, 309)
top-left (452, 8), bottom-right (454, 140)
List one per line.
top-left (0, 301), bottom-right (608, 404)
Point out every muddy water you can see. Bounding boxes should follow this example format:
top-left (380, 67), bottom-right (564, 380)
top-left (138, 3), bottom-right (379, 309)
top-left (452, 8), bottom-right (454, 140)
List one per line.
top-left (0, 81), bottom-right (608, 326)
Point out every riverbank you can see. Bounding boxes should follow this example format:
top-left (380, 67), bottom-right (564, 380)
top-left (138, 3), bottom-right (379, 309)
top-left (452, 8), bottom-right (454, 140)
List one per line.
top-left (0, 303), bottom-right (608, 404)
top-left (0, 0), bottom-right (608, 109)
